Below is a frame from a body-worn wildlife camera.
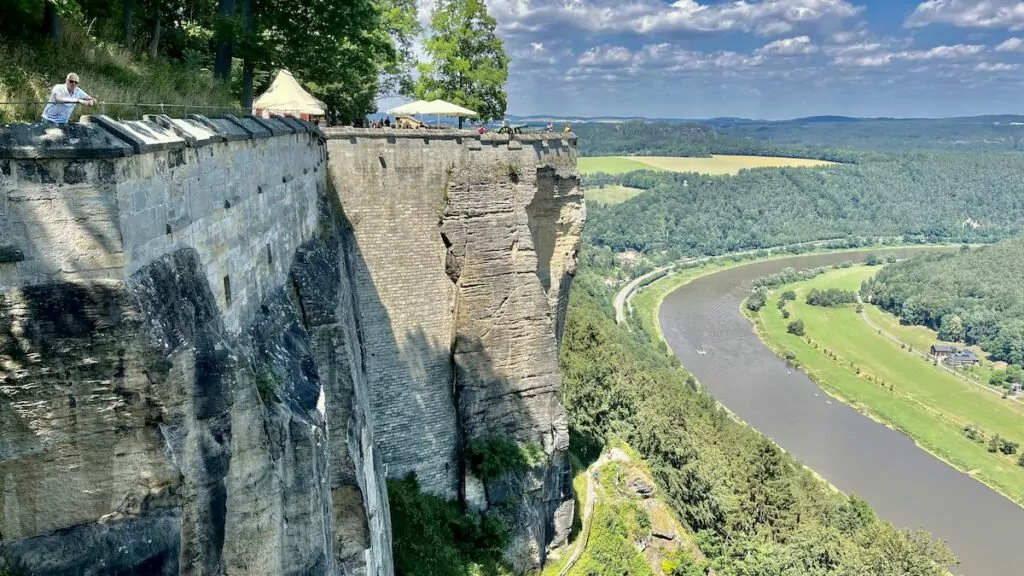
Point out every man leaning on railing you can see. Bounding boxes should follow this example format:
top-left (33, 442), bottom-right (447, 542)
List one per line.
top-left (41, 72), bottom-right (97, 125)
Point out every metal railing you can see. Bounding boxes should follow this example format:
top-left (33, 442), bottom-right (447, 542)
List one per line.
top-left (0, 100), bottom-right (319, 123)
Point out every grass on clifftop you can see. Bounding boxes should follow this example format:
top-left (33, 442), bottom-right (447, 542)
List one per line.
top-left (0, 26), bottom-right (238, 123)
top-left (754, 265), bottom-right (1024, 507)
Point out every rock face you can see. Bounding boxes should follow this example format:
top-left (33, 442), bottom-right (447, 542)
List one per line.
top-left (0, 119), bottom-right (583, 575)
top-left (326, 129), bottom-right (585, 571)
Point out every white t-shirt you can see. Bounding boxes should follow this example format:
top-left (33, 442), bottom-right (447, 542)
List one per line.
top-left (41, 84), bottom-right (91, 124)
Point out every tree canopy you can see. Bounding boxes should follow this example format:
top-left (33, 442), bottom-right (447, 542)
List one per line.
top-left (863, 237), bottom-right (1024, 368)
top-left (585, 153), bottom-right (1024, 255)
top-left (416, 0), bottom-right (508, 125)
top-left (1, 0), bottom-right (421, 124)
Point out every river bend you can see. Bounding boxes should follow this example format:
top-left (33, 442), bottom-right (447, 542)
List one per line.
top-left (658, 250), bottom-right (1024, 576)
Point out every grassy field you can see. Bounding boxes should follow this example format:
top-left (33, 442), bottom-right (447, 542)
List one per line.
top-left (755, 266), bottom-right (1024, 506)
top-left (579, 154), bottom-right (835, 176)
top-left (863, 305), bottom-right (1001, 384)
top-left (578, 157), bottom-right (663, 175)
top-left (585, 185), bottom-right (645, 204)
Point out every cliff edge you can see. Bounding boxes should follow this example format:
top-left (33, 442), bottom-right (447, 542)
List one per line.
top-left (0, 117), bottom-right (583, 574)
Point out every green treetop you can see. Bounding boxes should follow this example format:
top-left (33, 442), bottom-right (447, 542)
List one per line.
top-left (417, 0), bottom-right (509, 127)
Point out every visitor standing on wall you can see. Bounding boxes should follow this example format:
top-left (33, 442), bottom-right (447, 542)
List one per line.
top-left (41, 73), bottom-right (97, 125)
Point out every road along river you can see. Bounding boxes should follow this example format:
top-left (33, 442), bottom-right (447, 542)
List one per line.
top-left (658, 249), bottom-right (1024, 576)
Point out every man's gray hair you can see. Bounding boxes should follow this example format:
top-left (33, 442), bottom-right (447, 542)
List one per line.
top-left (66, 72), bottom-right (80, 82)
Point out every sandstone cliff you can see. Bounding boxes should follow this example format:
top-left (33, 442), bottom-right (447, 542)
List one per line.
top-left (0, 116), bottom-right (583, 574)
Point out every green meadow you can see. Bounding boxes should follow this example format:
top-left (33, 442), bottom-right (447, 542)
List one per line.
top-left (755, 265), bottom-right (1024, 507)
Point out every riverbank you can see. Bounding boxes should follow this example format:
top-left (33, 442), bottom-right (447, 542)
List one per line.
top-left (750, 265), bottom-right (1024, 508)
top-left (653, 250), bottom-right (1024, 575)
top-left (628, 243), bottom-right (955, 345)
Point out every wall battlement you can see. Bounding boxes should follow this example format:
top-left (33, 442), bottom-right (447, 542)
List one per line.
top-left (0, 114), bottom-right (324, 333)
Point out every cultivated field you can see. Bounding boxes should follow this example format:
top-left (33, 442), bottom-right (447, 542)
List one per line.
top-left (578, 157), bottom-right (660, 174)
top-left (756, 266), bottom-right (1024, 506)
top-left (585, 185), bottom-right (645, 204)
top-left (579, 154), bottom-right (836, 176)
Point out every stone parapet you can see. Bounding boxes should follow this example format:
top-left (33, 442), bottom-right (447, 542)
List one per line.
top-left (0, 115), bottom-right (324, 333)
top-left (324, 126), bottom-right (577, 147)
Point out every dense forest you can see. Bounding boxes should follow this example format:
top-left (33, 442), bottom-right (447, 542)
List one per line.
top-left (573, 122), bottom-right (861, 162)
top-left (557, 249), bottom-right (956, 575)
top-left (711, 116), bottom-right (1024, 154)
top-left (573, 116), bottom-right (1024, 156)
top-left (584, 153), bottom-right (1024, 255)
top-left (864, 238), bottom-right (1024, 368)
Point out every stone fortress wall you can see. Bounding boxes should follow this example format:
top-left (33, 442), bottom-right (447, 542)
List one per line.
top-left (326, 128), bottom-right (585, 568)
top-left (0, 115), bottom-right (584, 575)
top-left (0, 113), bottom-right (323, 333)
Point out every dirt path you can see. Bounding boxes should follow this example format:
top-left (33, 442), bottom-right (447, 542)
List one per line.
top-left (557, 450), bottom-right (630, 576)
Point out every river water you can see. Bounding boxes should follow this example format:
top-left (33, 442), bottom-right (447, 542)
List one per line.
top-left (658, 248), bottom-right (1024, 576)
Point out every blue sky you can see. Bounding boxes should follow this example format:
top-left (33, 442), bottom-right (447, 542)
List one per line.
top-left (409, 0), bottom-right (1024, 119)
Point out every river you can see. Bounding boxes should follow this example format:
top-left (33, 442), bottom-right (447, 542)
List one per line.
top-left (658, 248), bottom-right (1024, 576)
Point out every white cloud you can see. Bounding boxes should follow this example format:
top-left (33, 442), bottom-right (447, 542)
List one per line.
top-left (906, 0), bottom-right (1024, 31)
top-left (577, 45), bottom-right (634, 67)
top-left (903, 43), bottom-right (986, 60)
top-left (486, 0), bottom-right (864, 37)
top-left (570, 43), bottom-right (769, 79)
top-left (756, 35), bottom-right (819, 55)
top-left (824, 41), bottom-right (883, 55)
top-left (833, 43), bottom-right (985, 66)
top-left (995, 36), bottom-right (1024, 51)
top-left (831, 26), bottom-right (868, 43)
top-left (975, 61), bottom-right (1021, 71)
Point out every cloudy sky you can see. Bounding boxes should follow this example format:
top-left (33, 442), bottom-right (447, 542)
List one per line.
top-left (409, 0), bottom-right (1024, 119)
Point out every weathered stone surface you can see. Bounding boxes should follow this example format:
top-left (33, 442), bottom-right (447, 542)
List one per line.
top-left (0, 243), bottom-right (25, 262)
top-left (0, 119), bottom-right (581, 576)
top-left (0, 122), bottom-right (133, 159)
top-left (326, 129), bottom-right (584, 571)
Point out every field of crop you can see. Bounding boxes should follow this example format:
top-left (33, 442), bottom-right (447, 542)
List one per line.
top-left (756, 266), bottom-right (1024, 506)
top-left (585, 185), bottom-right (646, 204)
top-left (579, 154), bottom-right (835, 176)
top-left (578, 157), bottom-right (661, 174)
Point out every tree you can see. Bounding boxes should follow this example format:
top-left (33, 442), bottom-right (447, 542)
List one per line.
top-left (787, 319), bottom-right (805, 336)
top-left (938, 314), bottom-right (964, 342)
top-left (865, 253), bottom-right (879, 266)
top-left (781, 290), bottom-right (796, 301)
top-left (747, 291), bottom-right (767, 312)
top-left (213, 0), bottom-right (236, 82)
top-left (417, 0), bottom-right (509, 127)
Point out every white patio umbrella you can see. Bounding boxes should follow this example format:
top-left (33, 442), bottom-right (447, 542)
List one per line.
top-left (385, 99), bottom-right (433, 116)
top-left (419, 99), bottom-right (478, 127)
top-left (385, 99), bottom-right (478, 127)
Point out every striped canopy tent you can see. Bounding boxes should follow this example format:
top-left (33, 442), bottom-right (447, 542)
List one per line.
top-left (252, 69), bottom-right (326, 119)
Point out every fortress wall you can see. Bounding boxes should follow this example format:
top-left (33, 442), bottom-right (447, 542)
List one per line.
top-left (324, 127), bottom-right (583, 520)
top-left (0, 115), bottom-right (324, 333)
